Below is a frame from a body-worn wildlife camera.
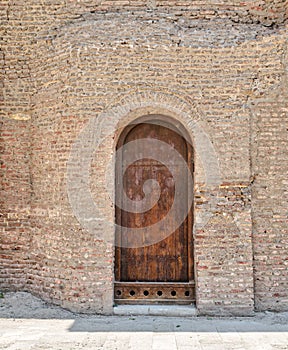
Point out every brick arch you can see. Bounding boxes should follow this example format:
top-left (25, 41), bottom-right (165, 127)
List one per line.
top-left (109, 90), bottom-right (222, 188)
top-left (67, 90), bottom-right (221, 245)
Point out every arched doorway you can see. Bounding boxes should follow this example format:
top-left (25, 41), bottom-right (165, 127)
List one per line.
top-left (114, 116), bottom-right (195, 304)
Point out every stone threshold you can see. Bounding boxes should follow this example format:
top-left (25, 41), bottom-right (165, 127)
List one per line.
top-left (113, 304), bottom-right (197, 317)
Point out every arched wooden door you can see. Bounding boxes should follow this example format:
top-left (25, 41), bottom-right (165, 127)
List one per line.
top-left (114, 119), bottom-right (195, 304)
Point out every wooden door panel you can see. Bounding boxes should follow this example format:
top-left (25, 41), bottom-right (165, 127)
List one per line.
top-left (115, 120), bottom-right (194, 303)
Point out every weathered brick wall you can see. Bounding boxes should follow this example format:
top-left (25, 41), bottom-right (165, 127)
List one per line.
top-left (3, 0), bottom-right (287, 24)
top-left (251, 79), bottom-right (288, 312)
top-left (1, 1), bottom-right (287, 315)
top-left (0, 118), bottom-right (32, 292)
top-left (56, 0), bottom-right (288, 26)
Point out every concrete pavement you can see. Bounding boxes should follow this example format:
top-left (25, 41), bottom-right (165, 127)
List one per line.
top-left (0, 293), bottom-right (288, 350)
top-left (1, 313), bottom-right (288, 350)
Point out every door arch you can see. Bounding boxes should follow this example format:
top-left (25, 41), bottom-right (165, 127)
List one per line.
top-left (114, 116), bottom-right (195, 304)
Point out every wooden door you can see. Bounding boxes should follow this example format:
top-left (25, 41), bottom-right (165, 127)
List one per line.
top-left (115, 121), bottom-right (194, 304)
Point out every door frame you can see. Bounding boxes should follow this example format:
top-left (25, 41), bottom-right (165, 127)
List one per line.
top-left (114, 115), bottom-right (195, 304)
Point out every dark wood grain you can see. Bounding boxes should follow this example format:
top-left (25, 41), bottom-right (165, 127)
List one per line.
top-left (115, 120), bottom-right (194, 303)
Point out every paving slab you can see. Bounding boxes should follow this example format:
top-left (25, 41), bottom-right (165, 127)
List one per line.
top-left (113, 304), bottom-right (197, 317)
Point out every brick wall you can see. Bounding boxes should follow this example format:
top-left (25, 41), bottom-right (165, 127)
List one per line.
top-left (251, 83), bottom-right (288, 311)
top-left (0, 118), bottom-right (32, 292)
top-left (0, 1), bottom-right (287, 315)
